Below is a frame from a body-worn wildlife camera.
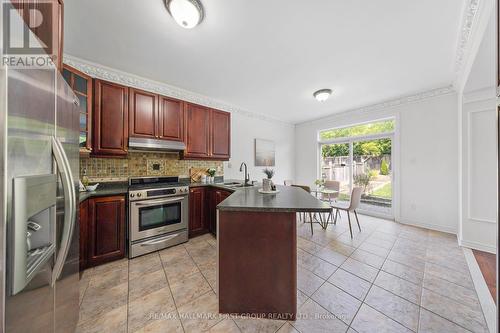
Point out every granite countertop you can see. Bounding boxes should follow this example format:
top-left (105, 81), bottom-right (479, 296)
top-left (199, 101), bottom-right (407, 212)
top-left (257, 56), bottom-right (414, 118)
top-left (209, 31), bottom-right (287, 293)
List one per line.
top-left (79, 182), bottom-right (129, 203)
top-left (217, 185), bottom-right (331, 213)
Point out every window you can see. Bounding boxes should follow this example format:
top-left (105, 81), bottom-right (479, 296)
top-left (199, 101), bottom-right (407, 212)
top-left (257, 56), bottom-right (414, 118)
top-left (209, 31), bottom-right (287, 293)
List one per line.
top-left (318, 119), bottom-right (395, 217)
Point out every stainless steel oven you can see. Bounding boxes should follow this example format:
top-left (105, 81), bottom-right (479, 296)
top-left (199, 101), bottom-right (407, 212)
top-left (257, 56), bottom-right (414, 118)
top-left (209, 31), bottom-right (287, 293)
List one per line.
top-left (128, 182), bottom-right (189, 258)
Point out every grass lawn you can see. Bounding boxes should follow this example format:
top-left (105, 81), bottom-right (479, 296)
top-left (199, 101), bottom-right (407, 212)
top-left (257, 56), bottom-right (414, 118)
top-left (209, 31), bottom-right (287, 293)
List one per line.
top-left (371, 183), bottom-right (392, 199)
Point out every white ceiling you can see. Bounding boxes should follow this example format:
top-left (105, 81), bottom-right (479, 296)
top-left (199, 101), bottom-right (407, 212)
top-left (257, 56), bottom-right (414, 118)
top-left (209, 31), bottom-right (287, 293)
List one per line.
top-left (64, 0), bottom-right (465, 123)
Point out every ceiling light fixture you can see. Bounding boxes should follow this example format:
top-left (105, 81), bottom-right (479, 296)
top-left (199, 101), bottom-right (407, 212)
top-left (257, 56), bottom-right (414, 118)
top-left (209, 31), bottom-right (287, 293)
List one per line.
top-left (313, 89), bottom-right (332, 102)
top-left (166, 0), bottom-right (204, 29)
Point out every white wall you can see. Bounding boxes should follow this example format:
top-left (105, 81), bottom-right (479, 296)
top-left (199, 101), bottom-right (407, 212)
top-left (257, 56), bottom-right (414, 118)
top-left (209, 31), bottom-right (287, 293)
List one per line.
top-left (223, 113), bottom-right (295, 185)
top-left (295, 92), bottom-right (459, 233)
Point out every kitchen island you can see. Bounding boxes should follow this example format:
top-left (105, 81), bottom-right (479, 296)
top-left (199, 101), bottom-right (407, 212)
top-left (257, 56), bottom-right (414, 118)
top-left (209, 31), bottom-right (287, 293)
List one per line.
top-left (216, 185), bottom-right (330, 320)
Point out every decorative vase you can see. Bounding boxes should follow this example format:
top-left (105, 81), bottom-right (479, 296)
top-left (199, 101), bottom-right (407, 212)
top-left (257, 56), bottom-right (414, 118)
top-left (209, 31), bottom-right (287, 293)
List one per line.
top-left (262, 178), bottom-right (272, 191)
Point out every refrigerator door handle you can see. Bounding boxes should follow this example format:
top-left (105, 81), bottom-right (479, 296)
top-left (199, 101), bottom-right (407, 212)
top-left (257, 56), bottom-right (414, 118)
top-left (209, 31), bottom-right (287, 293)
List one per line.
top-left (51, 136), bottom-right (77, 284)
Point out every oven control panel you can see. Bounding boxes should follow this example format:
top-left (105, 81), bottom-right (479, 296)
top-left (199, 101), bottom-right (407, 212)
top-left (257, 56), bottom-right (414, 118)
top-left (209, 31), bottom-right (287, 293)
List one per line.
top-left (129, 186), bottom-right (189, 201)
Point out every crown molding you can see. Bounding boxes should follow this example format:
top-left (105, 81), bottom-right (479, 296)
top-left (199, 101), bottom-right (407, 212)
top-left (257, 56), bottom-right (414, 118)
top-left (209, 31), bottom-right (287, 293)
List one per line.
top-left (297, 86), bottom-right (456, 126)
top-left (63, 54), bottom-right (292, 126)
top-left (455, 0), bottom-right (480, 75)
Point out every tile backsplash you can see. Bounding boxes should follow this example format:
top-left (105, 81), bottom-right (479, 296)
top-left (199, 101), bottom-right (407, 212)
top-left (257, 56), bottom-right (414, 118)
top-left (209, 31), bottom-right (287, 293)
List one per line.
top-left (80, 152), bottom-right (223, 182)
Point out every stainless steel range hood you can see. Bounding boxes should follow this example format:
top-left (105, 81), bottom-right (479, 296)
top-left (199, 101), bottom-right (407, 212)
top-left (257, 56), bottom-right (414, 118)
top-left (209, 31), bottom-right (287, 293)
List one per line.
top-left (128, 137), bottom-right (186, 152)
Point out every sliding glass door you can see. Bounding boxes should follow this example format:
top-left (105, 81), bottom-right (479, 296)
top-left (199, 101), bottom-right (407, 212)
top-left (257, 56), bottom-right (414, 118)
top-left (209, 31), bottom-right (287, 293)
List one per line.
top-left (319, 119), bottom-right (394, 218)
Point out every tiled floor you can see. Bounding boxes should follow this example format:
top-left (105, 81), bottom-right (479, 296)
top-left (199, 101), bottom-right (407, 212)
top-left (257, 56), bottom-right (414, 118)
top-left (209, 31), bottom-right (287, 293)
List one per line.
top-left (77, 214), bottom-right (489, 333)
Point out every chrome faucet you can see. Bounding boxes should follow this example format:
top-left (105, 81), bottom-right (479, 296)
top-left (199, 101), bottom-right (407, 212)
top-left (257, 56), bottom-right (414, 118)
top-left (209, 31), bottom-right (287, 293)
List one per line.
top-left (239, 162), bottom-right (250, 186)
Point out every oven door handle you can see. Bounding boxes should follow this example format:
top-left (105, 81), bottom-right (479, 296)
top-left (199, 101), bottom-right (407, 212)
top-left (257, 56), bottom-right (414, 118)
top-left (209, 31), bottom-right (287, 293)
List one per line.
top-left (140, 233), bottom-right (181, 246)
top-left (133, 197), bottom-right (185, 207)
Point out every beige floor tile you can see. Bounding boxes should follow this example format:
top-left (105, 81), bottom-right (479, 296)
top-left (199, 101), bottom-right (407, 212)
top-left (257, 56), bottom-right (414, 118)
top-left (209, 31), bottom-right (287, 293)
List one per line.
top-left (297, 249), bottom-right (337, 279)
top-left (208, 319), bottom-right (241, 332)
top-left (364, 286), bottom-right (419, 331)
top-left (76, 304), bottom-right (127, 333)
top-left (129, 253), bottom-right (162, 280)
top-left (79, 282), bottom-right (128, 324)
top-left (350, 249), bottom-right (385, 269)
top-left (128, 287), bottom-right (176, 332)
top-left (297, 289), bottom-right (309, 308)
top-left (387, 251), bottom-right (426, 272)
top-left (358, 241), bottom-right (390, 258)
top-left (315, 247), bottom-right (348, 266)
top-left (169, 271), bottom-right (212, 308)
top-left (374, 271), bottom-right (421, 304)
top-left (381, 259), bottom-right (423, 285)
top-left (159, 244), bottom-right (189, 264)
top-left (297, 237), bottom-right (323, 254)
top-left (424, 262), bottom-right (474, 290)
top-left (297, 266), bottom-right (325, 296)
top-left (423, 272), bottom-right (480, 307)
top-left (132, 312), bottom-right (183, 333)
top-left (129, 269), bottom-right (168, 301)
top-left (89, 262), bottom-right (128, 290)
top-left (418, 308), bottom-right (470, 333)
top-left (276, 322), bottom-right (298, 333)
top-left (177, 291), bottom-right (223, 332)
top-left (421, 289), bottom-right (488, 333)
top-left (292, 299), bottom-right (348, 333)
top-left (233, 316), bottom-right (285, 333)
top-left (328, 268), bottom-right (371, 301)
top-left (311, 281), bottom-right (361, 325)
top-left (340, 258), bottom-right (379, 283)
top-left (351, 304), bottom-right (412, 333)
top-left (164, 256), bottom-right (200, 285)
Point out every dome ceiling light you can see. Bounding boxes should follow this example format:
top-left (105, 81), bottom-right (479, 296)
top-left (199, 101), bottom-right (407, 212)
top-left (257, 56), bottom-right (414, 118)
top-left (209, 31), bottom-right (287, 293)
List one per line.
top-left (313, 89), bottom-right (332, 102)
top-left (165, 0), bottom-right (204, 29)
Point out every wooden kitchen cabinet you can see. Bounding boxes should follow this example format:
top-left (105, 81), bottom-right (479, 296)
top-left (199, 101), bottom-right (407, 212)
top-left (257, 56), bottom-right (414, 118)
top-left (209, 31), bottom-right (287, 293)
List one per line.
top-left (129, 88), bottom-right (158, 139)
top-left (86, 195), bottom-right (126, 267)
top-left (210, 109), bottom-right (231, 159)
top-left (189, 187), bottom-right (209, 237)
top-left (93, 79), bottom-right (129, 157)
top-left (209, 188), bottom-right (232, 235)
top-left (184, 103), bottom-right (211, 159)
top-left (159, 96), bottom-right (184, 141)
top-left (183, 103), bottom-right (231, 160)
top-left (14, 0), bottom-right (64, 70)
top-left (79, 200), bottom-right (89, 271)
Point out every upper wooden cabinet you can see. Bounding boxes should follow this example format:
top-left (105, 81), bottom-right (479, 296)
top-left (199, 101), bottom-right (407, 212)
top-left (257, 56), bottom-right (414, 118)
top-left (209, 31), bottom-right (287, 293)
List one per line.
top-left (211, 109), bottom-right (231, 159)
top-left (62, 65), bottom-right (92, 154)
top-left (184, 103), bottom-right (211, 158)
top-left (159, 96), bottom-right (184, 141)
top-left (183, 103), bottom-right (231, 160)
top-left (14, 0), bottom-right (64, 70)
top-left (93, 79), bottom-right (129, 157)
top-left (129, 88), bottom-right (158, 139)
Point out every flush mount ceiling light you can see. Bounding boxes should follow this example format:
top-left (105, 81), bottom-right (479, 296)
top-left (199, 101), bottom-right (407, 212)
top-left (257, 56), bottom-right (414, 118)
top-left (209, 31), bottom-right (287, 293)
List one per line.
top-left (165, 0), bottom-right (204, 29)
top-left (313, 89), bottom-right (332, 102)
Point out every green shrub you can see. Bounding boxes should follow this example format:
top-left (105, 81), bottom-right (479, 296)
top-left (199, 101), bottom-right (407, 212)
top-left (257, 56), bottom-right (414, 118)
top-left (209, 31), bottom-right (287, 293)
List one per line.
top-left (354, 171), bottom-right (375, 193)
top-left (380, 159), bottom-right (389, 175)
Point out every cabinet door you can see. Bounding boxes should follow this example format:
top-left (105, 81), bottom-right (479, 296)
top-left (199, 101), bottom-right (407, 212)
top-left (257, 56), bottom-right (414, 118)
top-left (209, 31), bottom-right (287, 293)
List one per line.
top-left (129, 88), bottom-right (158, 139)
top-left (93, 80), bottom-right (129, 157)
top-left (210, 109), bottom-right (231, 160)
top-left (209, 189), bottom-right (231, 234)
top-left (79, 200), bottom-right (88, 271)
top-left (159, 96), bottom-right (184, 141)
top-left (184, 103), bottom-right (210, 158)
top-left (87, 196), bottom-right (126, 266)
top-left (189, 187), bottom-right (208, 237)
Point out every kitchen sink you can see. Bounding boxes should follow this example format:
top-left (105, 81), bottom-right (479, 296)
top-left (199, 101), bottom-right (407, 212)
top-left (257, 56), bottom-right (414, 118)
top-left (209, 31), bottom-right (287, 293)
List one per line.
top-left (223, 182), bottom-right (241, 186)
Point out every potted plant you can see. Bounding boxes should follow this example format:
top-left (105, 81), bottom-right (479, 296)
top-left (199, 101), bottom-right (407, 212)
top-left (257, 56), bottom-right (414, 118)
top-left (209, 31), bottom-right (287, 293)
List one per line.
top-left (314, 179), bottom-right (325, 189)
top-left (262, 168), bottom-right (274, 191)
top-left (207, 168), bottom-right (216, 183)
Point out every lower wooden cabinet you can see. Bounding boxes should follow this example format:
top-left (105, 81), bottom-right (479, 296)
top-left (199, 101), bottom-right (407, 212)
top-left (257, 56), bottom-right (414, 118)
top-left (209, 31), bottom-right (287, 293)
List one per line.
top-left (189, 187), bottom-right (232, 238)
top-left (209, 189), bottom-right (231, 235)
top-left (79, 195), bottom-right (126, 269)
top-left (189, 187), bottom-right (208, 237)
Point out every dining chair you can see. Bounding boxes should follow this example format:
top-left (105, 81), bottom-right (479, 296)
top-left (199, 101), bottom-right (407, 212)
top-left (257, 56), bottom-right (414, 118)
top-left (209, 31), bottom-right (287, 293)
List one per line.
top-left (284, 180), bottom-right (294, 186)
top-left (331, 187), bottom-right (362, 238)
top-left (291, 185), bottom-right (314, 235)
top-left (322, 180), bottom-right (340, 203)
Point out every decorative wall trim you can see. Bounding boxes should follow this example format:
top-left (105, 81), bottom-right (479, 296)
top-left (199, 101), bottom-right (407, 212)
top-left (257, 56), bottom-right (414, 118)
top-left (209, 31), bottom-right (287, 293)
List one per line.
top-left (466, 108), bottom-right (497, 225)
top-left (297, 86), bottom-right (455, 126)
top-left (63, 54), bottom-right (292, 126)
top-left (460, 238), bottom-right (497, 253)
top-left (463, 86), bottom-right (497, 103)
top-left (455, 0), bottom-right (481, 74)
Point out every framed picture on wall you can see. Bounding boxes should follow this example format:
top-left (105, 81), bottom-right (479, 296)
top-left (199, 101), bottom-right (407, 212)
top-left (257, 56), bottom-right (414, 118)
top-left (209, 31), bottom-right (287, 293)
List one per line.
top-left (255, 139), bottom-right (275, 166)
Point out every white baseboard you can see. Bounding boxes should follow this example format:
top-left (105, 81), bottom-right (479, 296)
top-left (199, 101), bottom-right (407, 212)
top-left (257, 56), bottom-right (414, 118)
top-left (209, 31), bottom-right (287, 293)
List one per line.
top-left (463, 248), bottom-right (497, 333)
top-left (459, 238), bottom-right (497, 254)
top-left (398, 218), bottom-right (457, 234)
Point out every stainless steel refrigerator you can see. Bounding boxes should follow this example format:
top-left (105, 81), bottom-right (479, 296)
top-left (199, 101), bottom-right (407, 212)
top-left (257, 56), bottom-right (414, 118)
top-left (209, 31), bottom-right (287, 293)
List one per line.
top-left (0, 12), bottom-right (80, 333)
